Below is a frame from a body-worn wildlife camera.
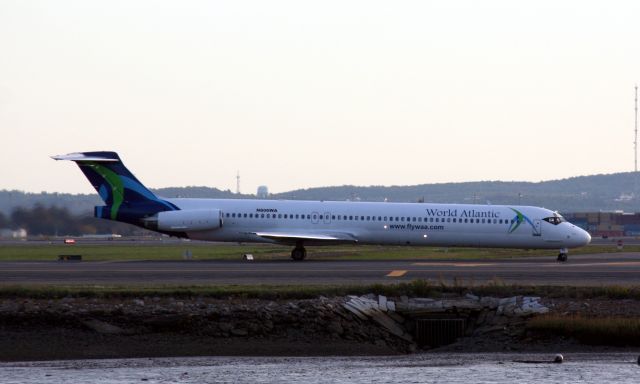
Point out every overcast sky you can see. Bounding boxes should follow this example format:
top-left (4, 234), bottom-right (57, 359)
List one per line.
top-left (1, 1), bottom-right (639, 195)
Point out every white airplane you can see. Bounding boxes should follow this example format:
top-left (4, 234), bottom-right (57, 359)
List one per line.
top-left (53, 152), bottom-right (591, 262)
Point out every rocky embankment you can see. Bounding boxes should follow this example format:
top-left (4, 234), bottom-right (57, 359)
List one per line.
top-left (0, 293), bottom-right (627, 361)
top-left (0, 296), bottom-right (412, 361)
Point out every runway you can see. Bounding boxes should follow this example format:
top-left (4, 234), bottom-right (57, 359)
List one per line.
top-left (1, 253), bottom-right (640, 286)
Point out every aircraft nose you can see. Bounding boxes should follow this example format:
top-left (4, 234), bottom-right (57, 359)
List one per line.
top-left (577, 228), bottom-right (591, 246)
top-left (567, 226), bottom-right (591, 247)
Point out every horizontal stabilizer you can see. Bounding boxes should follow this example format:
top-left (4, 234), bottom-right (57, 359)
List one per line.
top-left (51, 152), bottom-right (120, 162)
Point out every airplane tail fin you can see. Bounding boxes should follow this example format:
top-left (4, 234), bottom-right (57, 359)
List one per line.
top-left (52, 151), bottom-right (177, 221)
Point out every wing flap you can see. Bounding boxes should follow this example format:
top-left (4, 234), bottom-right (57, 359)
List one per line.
top-left (252, 231), bottom-right (358, 244)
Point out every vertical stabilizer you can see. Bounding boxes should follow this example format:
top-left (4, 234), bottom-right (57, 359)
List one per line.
top-left (52, 151), bottom-right (177, 222)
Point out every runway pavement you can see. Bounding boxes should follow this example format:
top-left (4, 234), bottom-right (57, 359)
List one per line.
top-left (1, 252), bottom-right (640, 286)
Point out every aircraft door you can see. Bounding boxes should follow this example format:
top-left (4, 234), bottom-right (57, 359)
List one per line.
top-left (324, 212), bottom-right (331, 224)
top-left (533, 219), bottom-right (542, 236)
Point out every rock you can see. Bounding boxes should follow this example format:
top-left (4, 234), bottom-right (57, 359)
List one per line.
top-left (410, 298), bottom-right (435, 305)
top-left (465, 294), bottom-right (480, 301)
top-left (499, 296), bottom-right (518, 306)
top-left (368, 311), bottom-right (413, 342)
top-left (133, 299), bottom-right (145, 307)
top-left (343, 302), bottom-right (368, 321)
top-left (378, 296), bottom-right (388, 312)
top-left (387, 311), bottom-right (404, 323)
top-left (387, 301), bottom-right (396, 312)
top-left (442, 299), bottom-right (482, 310)
top-left (476, 310), bottom-right (488, 325)
top-left (326, 320), bottom-right (344, 335)
top-left (480, 297), bottom-right (499, 309)
top-left (475, 325), bottom-right (506, 335)
top-left (231, 328), bottom-right (248, 336)
top-left (82, 319), bottom-right (126, 334)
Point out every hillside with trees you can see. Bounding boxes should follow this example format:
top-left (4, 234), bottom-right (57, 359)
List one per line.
top-left (2, 172), bottom-right (640, 236)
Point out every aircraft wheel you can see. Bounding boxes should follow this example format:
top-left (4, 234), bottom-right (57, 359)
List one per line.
top-left (291, 247), bottom-right (307, 261)
top-left (557, 253), bottom-right (568, 262)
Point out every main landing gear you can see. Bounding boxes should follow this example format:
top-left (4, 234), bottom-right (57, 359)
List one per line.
top-left (291, 244), bottom-right (307, 261)
top-left (557, 248), bottom-right (569, 262)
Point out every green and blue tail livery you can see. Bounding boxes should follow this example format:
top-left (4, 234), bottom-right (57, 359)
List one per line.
top-left (52, 151), bottom-right (178, 224)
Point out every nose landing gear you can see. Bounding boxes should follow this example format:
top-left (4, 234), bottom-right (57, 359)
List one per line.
top-left (557, 248), bottom-right (568, 262)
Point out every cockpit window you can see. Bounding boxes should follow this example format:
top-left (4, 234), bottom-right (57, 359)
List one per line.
top-left (543, 216), bottom-right (564, 225)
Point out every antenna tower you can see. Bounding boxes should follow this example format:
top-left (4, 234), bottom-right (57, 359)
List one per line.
top-left (633, 84), bottom-right (638, 172)
top-left (236, 171), bottom-right (240, 194)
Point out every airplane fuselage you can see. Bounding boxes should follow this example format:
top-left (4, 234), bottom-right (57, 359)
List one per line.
top-left (52, 151), bottom-right (592, 261)
top-left (167, 198), bottom-right (590, 250)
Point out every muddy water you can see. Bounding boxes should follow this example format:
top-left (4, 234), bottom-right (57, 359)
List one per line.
top-left (1, 353), bottom-right (639, 384)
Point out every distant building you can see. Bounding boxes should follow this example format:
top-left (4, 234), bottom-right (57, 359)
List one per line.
top-left (564, 211), bottom-right (640, 237)
top-left (257, 186), bottom-right (269, 199)
top-left (0, 228), bottom-right (27, 239)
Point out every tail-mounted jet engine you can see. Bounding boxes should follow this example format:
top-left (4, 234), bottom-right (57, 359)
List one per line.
top-left (143, 209), bottom-right (223, 232)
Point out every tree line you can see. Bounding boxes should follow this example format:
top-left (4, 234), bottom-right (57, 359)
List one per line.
top-left (0, 204), bottom-right (145, 236)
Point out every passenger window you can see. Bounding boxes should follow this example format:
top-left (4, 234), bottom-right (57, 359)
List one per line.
top-left (378, 216), bottom-right (382, 221)
top-left (243, 213), bottom-right (247, 218)
top-left (453, 218), bottom-right (456, 223)
top-left (384, 216), bottom-right (388, 221)
top-left (367, 216), bottom-right (370, 221)
top-left (332, 215), bottom-right (335, 220)
top-left (361, 216), bottom-right (364, 221)
top-left (232, 213), bottom-right (236, 218)
top-left (355, 216), bottom-right (359, 221)
top-left (396, 217), bottom-right (400, 221)
top-left (226, 213), bottom-right (230, 218)
top-left (447, 218), bottom-right (451, 223)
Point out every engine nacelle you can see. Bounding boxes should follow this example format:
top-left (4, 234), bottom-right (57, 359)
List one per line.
top-left (148, 209), bottom-right (223, 232)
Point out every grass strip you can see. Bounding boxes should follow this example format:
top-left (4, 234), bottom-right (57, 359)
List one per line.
top-left (3, 280), bottom-right (640, 300)
top-left (0, 243), bottom-right (635, 261)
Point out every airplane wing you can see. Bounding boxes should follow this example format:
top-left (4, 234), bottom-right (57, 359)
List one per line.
top-left (251, 231), bottom-right (358, 245)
